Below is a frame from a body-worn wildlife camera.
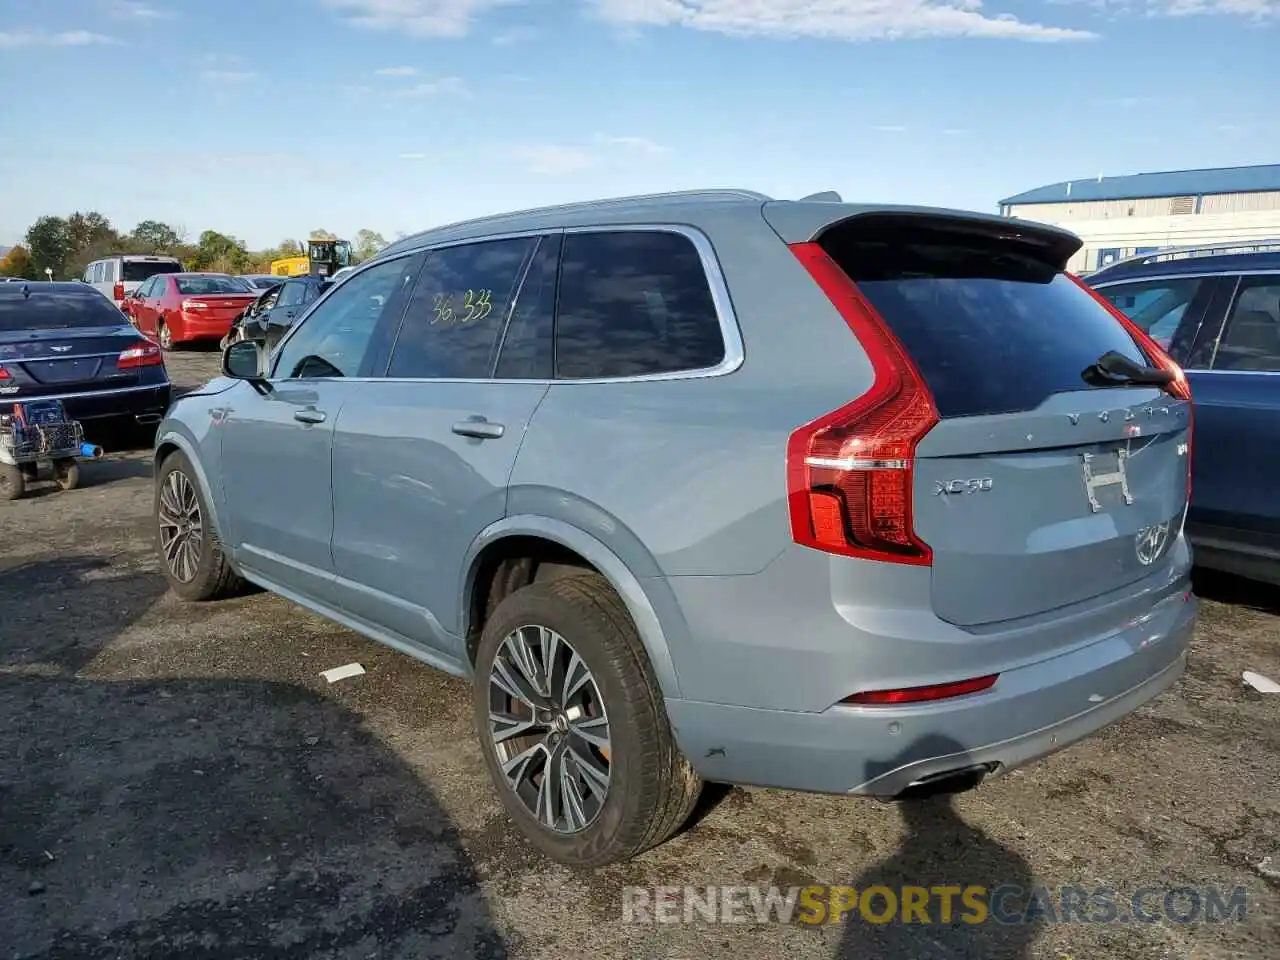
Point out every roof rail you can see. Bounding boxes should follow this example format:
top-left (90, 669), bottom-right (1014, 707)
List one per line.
top-left (384, 188), bottom-right (773, 251)
top-left (1104, 238), bottom-right (1280, 270)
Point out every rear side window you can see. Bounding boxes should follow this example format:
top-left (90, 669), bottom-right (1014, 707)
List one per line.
top-left (1098, 277), bottom-right (1207, 349)
top-left (0, 290), bottom-right (126, 331)
top-left (1212, 277), bottom-right (1280, 372)
top-left (821, 222), bottom-right (1150, 418)
top-left (387, 237), bottom-right (536, 379)
top-left (123, 260), bottom-right (182, 282)
top-left (495, 234), bottom-right (559, 379)
top-left (554, 230), bottom-right (725, 380)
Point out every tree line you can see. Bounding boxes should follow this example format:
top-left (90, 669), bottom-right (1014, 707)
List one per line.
top-left (0, 212), bottom-right (390, 280)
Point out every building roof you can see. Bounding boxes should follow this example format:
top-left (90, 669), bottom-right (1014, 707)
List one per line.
top-left (1000, 163), bottom-right (1280, 207)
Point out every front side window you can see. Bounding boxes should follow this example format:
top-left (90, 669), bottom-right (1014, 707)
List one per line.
top-left (386, 237), bottom-right (536, 379)
top-left (1212, 278), bottom-right (1280, 372)
top-left (272, 256), bottom-right (417, 380)
top-left (554, 230), bottom-right (725, 380)
top-left (276, 281), bottom-right (306, 308)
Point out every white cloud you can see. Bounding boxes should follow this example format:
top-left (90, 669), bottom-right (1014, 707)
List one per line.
top-left (108, 1), bottom-right (175, 19)
top-left (389, 76), bottom-right (467, 97)
top-left (376, 65), bottom-right (420, 75)
top-left (322, 0), bottom-right (513, 37)
top-left (584, 0), bottom-right (1097, 41)
top-left (596, 134), bottom-right (669, 155)
top-left (0, 29), bottom-right (117, 48)
top-left (1061, 0), bottom-right (1277, 14)
top-left (493, 24), bottom-right (539, 43)
top-left (202, 69), bottom-right (258, 82)
top-left (517, 144), bottom-right (600, 176)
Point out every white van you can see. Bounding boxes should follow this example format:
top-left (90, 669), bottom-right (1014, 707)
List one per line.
top-left (83, 254), bottom-right (184, 308)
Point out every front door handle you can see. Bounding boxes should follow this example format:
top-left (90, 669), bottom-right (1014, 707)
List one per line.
top-left (451, 417), bottom-right (505, 440)
top-left (294, 408), bottom-right (327, 424)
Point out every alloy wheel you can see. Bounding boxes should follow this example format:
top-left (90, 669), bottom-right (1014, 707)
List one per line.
top-left (157, 469), bottom-right (203, 583)
top-left (158, 323), bottom-right (172, 350)
top-left (487, 625), bottom-right (612, 834)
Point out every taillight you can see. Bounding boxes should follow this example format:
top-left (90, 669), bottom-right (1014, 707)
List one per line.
top-left (181, 299), bottom-right (208, 311)
top-left (842, 674), bottom-right (999, 706)
top-left (786, 242), bottom-right (939, 565)
top-left (0, 366), bottom-right (10, 381)
top-left (118, 341), bottom-right (163, 369)
top-left (113, 282), bottom-right (125, 301)
top-left (1068, 274), bottom-right (1192, 402)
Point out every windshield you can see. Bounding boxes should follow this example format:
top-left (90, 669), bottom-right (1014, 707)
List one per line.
top-left (122, 260), bottom-right (183, 282)
top-left (0, 289), bottom-right (127, 332)
top-left (176, 276), bottom-right (252, 295)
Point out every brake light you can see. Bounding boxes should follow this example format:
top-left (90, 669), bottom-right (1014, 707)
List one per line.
top-left (181, 299), bottom-right (208, 311)
top-left (785, 243), bottom-right (939, 565)
top-left (1068, 274), bottom-right (1192, 402)
top-left (0, 365), bottom-right (9, 380)
top-left (842, 674), bottom-right (999, 706)
top-left (113, 282), bottom-right (125, 301)
top-left (118, 341), bottom-right (163, 369)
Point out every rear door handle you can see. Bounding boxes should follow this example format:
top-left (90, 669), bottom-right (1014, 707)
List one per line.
top-left (451, 417), bottom-right (505, 440)
top-left (294, 408), bottom-right (326, 424)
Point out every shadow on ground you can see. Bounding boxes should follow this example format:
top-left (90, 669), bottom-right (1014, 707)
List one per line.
top-left (0, 557), bottom-right (510, 959)
top-left (1192, 567), bottom-right (1280, 616)
top-left (836, 738), bottom-right (1037, 960)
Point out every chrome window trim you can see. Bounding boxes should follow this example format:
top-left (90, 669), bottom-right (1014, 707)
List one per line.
top-left (273, 223), bottom-right (745, 386)
top-left (7, 352), bottom-right (121, 363)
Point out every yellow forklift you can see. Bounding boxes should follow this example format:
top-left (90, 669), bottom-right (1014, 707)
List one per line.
top-left (270, 238), bottom-right (353, 278)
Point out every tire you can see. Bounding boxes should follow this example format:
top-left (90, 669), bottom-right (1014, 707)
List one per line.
top-left (154, 450), bottom-right (244, 601)
top-left (54, 459), bottom-right (80, 491)
top-left (0, 462), bottom-right (25, 500)
top-left (157, 320), bottom-right (176, 351)
top-left (472, 573), bottom-right (703, 868)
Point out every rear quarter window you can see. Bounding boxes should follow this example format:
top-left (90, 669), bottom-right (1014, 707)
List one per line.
top-left (554, 230), bottom-right (725, 380)
top-left (821, 225), bottom-right (1151, 418)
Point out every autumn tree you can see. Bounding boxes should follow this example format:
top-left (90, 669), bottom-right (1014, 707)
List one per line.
top-left (354, 228), bottom-right (388, 263)
top-left (0, 244), bottom-right (38, 279)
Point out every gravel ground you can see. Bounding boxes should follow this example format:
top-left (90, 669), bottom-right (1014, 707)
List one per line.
top-left (1, 348), bottom-right (1277, 959)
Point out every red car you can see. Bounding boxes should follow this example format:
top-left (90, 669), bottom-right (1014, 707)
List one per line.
top-left (124, 273), bottom-right (258, 350)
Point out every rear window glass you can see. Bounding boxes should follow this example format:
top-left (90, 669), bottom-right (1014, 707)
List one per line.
top-left (176, 276), bottom-right (252, 295)
top-left (0, 289), bottom-right (126, 331)
top-left (822, 225), bottom-right (1149, 418)
top-left (122, 260), bottom-right (183, 282)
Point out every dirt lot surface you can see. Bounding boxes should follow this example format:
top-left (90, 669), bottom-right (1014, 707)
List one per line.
top-left (2, 349), bottom-right (1277, 959)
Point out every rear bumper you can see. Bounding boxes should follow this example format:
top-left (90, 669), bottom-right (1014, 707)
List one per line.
top-left (54, 383), bottom-right (172, 424)
top-left (657, 539), bottom-right (1196, 796)
top-left (176, 314), bottom-right (236, 342)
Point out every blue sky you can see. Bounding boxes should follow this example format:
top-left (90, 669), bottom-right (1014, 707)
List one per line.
top-left (1, 0), bottom-right (1277, 249)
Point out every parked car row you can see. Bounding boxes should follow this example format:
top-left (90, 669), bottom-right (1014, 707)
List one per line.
top-left (152, 188), bottom-right (1199, 869)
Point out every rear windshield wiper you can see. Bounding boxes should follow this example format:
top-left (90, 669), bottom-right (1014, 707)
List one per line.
top-left (1081, 349), bottom-right (1174, 388)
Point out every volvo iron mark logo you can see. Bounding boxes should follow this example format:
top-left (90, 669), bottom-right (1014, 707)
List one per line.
top-left (1135, 521), bottom-right (1171, 566)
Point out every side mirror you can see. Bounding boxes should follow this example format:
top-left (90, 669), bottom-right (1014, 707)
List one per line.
top-left (222, 339), bottom-right (271, 391)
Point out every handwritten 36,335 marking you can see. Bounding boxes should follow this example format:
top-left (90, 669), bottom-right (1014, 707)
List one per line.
top-left (433, 289), bottom-right (493, 326)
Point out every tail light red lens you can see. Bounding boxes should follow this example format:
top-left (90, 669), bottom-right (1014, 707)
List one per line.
top-left (113, 282), bottom-right (125, 301)
top-left (843, 674), bottom-right (999, 706)
top-left (786, 242), bottom-right (939, 565)
top-left (0, 365), bottom-right (10, 381)
top-left (118, 341), bottom-right (163, 369)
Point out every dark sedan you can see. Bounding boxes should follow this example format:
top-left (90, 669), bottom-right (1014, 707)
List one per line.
top-left (236, 275), bottom-right (331, 350)
top-left (0, 282), bottom-right (171, 442)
